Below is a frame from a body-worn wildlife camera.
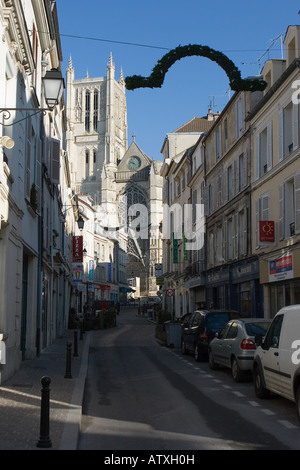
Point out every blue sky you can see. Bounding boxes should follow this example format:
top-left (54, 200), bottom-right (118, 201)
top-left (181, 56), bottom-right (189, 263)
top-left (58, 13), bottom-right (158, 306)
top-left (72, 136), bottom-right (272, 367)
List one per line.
top-left (56, 0), bottom-right (300, 161)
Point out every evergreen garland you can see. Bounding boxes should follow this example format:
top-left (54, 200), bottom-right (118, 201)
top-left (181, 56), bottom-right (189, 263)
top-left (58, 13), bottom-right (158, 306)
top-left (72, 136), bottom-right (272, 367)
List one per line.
top-left (125, 44), bottom-right (267, 92)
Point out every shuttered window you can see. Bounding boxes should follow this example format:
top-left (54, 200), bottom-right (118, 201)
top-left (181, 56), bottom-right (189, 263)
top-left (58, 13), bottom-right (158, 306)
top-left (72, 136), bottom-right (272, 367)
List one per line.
top-left (51, 139), bottom-right (60, 185)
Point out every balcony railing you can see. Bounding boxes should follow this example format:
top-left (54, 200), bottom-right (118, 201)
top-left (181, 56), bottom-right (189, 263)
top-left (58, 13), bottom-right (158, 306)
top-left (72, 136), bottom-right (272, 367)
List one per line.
top-left (115, 169), bottom-right (149, 182)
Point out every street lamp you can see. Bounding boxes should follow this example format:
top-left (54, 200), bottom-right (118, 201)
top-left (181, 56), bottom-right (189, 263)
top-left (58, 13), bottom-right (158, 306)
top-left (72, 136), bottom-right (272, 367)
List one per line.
top-left (42, 68), bottom-right (65, 110)
top-left (77, 216), bottom-right (85, 231)
top-left (0, 68), bottom-right (65, 121)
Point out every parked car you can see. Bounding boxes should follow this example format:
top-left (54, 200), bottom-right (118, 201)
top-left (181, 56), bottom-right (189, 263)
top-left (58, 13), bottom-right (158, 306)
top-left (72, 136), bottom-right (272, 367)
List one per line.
top-left (179, 312), bottom-right (193, 329)
top-left (139, 296), bottom-right (162, 305)
top-left (181, 309), bottom-right (240, 361)
top-left (253, 305), bottom-right (300, 420)
top-left (208, 318), bottom-right (271, 382)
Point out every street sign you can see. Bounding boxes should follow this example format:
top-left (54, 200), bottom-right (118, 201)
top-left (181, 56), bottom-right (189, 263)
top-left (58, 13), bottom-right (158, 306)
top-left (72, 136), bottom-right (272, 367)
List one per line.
top-left (166, 288), bottom-right (175, 297)
top-left (155, 263), bottom-right (163, 277)
top-left (156, 277), bottom-right (164, 285)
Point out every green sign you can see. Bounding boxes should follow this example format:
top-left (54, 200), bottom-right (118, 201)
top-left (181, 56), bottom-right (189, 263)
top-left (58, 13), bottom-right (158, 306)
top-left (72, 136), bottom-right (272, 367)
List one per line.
top-left (184, 234), bottom-right (188, 261)
top-left (173, 232), bottom-right (178, 264)
top-left (156, 277), bottom-right (164, 285)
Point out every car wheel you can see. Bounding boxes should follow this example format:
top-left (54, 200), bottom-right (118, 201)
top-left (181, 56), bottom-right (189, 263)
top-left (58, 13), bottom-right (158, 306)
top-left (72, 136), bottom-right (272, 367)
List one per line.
top-left (296, 386), bottom-right (300, 421)
top-left (208, 350), bottom-right (218, 370)
top-left (231, 357), bottom-right (244, 383)
top-left (254, 364), bottom-right (270, 399)
top-left (181, 340), bottom-right (187, 355)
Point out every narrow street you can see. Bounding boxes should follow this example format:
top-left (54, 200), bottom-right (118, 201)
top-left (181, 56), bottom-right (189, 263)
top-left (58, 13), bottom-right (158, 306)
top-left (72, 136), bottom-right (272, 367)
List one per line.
top-left (78, 308), bottom-right (300, 451)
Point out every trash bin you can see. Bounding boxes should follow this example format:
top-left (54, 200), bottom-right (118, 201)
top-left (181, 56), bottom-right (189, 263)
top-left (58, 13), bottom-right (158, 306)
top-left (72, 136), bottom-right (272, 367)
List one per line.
top-left (164, 321), bottom-right (182, 348)
top-left (147, 308), bottom-right (153, 320)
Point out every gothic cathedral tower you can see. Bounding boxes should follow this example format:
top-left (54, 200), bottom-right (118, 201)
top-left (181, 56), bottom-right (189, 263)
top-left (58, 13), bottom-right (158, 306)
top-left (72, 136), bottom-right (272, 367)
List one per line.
top-left (65, 53), bottom-right (128, 211)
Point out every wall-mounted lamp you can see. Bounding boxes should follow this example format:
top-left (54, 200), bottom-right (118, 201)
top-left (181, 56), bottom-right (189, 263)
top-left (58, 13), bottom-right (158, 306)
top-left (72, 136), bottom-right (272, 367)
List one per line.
top-left (77, 216), bottom-right (85, 231)
top-left (42, 68), bottom-right (65, 110)
top-left (0, 136), bottom-right (15, 149)
top-left (0, 68), bottom-right (65, 123)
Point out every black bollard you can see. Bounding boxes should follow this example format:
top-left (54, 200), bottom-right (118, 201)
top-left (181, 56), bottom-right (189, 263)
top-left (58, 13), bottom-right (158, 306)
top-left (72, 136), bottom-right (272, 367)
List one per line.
top-left (37, 376), bottom-right (52, 448)
top-left (80, 321), bottom-right (83, 340)
top-left (73, 330), bottom-right (79, 357)
top-left (64, 341), bottom-right (72, 378)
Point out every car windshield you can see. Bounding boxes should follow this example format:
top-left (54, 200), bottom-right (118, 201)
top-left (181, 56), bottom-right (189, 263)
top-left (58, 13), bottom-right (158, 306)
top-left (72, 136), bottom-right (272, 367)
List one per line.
top-left (206, 313), bottom-right (229, 329)
top-left (245, 322), bottom-right (270, 336)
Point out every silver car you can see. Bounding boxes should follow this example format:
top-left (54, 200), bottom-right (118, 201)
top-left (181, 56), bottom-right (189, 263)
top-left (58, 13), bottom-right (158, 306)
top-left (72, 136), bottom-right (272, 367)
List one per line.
top-left (208, 318), bottom-right (271, 382)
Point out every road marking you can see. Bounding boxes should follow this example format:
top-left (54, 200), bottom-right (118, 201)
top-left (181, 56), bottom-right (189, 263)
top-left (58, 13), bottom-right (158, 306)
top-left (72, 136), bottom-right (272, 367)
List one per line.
top-left (261, 408), bottom-right (275, 415)
top-left (232, 391), bottom-right (245, 397)
top-left (277, 420), bottom-right (298, 429)
top-left (168, 348), bottom-right (298, 428)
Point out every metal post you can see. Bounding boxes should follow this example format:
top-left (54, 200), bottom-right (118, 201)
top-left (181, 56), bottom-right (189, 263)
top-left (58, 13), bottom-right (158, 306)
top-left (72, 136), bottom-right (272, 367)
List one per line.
top-left (36, 376), bottom-right (52, 448)
top-left (80, 321), bottom-right (83, 340)
top-left (64, 341), bottom-right (72, 378)
top-left (73, 330), bottom-right (79, 357)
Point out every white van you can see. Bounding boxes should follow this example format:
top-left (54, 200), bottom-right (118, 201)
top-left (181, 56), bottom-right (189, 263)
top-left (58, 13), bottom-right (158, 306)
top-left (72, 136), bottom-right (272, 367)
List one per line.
top-left (253, 305), bottom-right (300, 420)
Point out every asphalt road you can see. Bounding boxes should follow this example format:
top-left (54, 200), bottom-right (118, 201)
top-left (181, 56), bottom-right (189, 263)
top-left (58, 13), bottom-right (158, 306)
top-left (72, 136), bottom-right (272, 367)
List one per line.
top-left (78, 308), bottom-right (300, 451)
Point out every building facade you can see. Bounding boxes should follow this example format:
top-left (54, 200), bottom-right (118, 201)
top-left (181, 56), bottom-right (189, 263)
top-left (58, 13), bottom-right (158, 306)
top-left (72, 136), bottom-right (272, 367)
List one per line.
top-left (203, 90), bottom-right (264, 317)
top-left (0, 0), bottom-right (72, 382)
top-left (248, 25), bottom-right (300, 318)
top-left (160, 115), bottom-right (217, 317)
top-left (160, 19), bottom-right (300, 320)
top-left (65, 55), bottom-right (163, 301)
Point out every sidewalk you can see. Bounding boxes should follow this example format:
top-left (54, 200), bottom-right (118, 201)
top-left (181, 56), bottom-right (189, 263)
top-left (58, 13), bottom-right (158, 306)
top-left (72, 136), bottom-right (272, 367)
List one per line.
top-left (0, 328), bottom-right (90, 450)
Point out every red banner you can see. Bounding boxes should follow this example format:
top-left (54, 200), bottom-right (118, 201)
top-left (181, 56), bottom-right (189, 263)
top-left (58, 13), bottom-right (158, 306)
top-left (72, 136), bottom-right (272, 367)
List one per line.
top-left (259, 221), bottom-right (275, 242)
top-left (73, 236), bottom-right (83, 262)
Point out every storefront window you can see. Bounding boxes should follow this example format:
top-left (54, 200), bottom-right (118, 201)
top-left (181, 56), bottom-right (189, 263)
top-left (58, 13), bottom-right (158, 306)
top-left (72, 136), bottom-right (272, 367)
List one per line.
top-left (240, 282), bottom-right (251, 317)
top-left (292, 280), bottom-right (300, 304)
top-left (269, 280), bottom-right (300, 317)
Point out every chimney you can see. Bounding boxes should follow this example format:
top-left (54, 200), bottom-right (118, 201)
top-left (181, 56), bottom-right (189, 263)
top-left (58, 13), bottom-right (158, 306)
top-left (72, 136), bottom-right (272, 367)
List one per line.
top-left (207, 108), bottom-right (213, 120)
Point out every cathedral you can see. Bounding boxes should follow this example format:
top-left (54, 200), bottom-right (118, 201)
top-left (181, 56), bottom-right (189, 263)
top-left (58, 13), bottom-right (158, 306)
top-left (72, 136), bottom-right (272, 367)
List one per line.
top-left (65, 54), bottom-right (163, 297)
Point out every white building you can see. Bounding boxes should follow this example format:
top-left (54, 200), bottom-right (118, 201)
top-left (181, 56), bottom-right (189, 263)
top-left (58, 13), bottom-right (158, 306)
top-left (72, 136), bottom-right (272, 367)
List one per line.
top-left (65, 55), bottom-right (163, 301)
top-left (0, 0), bottom-right (70, 382)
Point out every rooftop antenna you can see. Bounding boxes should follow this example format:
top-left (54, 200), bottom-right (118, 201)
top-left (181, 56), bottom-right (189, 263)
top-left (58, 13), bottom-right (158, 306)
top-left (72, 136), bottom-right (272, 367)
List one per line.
top-left (258, 34), bottom-right (284, 73)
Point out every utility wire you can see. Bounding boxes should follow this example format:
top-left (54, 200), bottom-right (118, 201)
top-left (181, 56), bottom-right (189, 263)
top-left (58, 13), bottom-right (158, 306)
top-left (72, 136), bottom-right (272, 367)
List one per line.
top-left (35, 29), bottom-right (286, 54)
top-left (59, 33), bottom-right (170, 51)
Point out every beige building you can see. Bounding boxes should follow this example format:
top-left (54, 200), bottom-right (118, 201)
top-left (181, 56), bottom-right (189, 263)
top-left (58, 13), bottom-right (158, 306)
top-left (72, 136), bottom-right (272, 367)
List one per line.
top-left (247, 25), bottom-right (300, 317)
top-left (161, 116), bottom-right (217, 317)
top-left (203, 90), bottom-right (264, 317)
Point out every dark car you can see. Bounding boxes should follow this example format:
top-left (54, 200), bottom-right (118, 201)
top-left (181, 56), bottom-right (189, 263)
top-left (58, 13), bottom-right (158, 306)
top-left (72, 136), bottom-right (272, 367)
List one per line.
top-left (181, 309), bottom-right (240, 362)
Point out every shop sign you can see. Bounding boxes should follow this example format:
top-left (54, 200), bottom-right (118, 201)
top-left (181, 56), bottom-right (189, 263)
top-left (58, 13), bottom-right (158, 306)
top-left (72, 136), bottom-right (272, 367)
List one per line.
top-left (259, 221), bottom-right (275, 242)
top-left (89, 260), bottom-right (94, 281)
top-left (73, 263), bottom-right (83, 283)
top-left (269, 254), bottom-right (293, 282)
top-left (73, 236), bottom-right (83, 262)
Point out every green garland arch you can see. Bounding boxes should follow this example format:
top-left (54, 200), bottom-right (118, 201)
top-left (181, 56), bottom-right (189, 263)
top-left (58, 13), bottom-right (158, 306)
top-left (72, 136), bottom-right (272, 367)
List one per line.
top-left (125, 44), bottom-right (267, 92)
